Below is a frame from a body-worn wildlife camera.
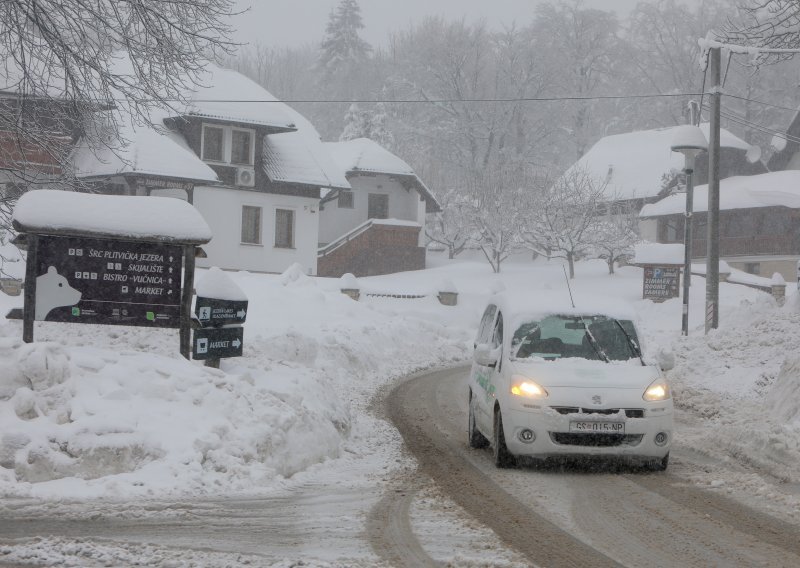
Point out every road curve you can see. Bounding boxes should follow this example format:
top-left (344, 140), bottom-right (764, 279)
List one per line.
top-left (383, 365), bottom-right (800, 567)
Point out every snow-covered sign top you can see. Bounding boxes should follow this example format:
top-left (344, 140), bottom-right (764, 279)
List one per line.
top-left (12, 190), bottom-right (212, 244)
top-left (179, 64), bottom-right (296, 130)
top-left (72, 110), bottom-right (219, 184)
top-left (564, 123), bottom-right (752, 201)
top-left (640, 170), bottom-right (800, 218)
top-left (632, 243), bottom-right (684, 265)
top-left (195, 267), bottom-right (247, 301)
top-left (324, 138), bottom-right (441, 212)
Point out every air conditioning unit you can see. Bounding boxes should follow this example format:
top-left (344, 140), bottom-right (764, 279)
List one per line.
top-left (236, 167), bottom-right (255, 187)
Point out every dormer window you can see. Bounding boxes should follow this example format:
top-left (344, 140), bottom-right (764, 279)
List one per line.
top-left (201, 124), bottom-right (255, 165)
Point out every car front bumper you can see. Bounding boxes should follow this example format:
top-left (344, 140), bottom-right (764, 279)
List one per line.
top-left (505, 403), bottom-right (673, 460)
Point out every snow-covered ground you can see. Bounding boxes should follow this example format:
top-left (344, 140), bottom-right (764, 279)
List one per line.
top-left (1, 251), bottom-right (800, 545)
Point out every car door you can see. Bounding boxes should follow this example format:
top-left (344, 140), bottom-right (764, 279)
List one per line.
top-left (472, 307), bottom-right (503, 433)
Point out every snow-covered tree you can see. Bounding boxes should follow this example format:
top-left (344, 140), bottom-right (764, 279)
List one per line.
top-left (369, 102), bottom-right (395, 149)
top-left (522, 167), bottom-right (608, 279)
top-left (425, 188), bottom-right (474, 259)
top-left (340, 104), bottom-right (372, 141)
top-left (318, 0), bottom-right (371, 79)
top-left (590, 206), bottom-right (640, 275)
top-left (467, 172), bottom-right (526, 273)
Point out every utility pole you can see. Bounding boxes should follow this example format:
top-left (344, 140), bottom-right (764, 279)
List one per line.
top-left (705, 47), bottom-right (721, 333)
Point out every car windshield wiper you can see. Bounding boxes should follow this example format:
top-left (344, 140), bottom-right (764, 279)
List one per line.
top-left (581, 320), bottom-right (609, 363)
top-left (613, 319), bottom-right (645, 365)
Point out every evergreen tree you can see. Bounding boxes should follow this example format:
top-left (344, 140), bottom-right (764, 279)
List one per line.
top-left (340, 103), bottom-right (372, 141)
top-left (318, 0), bottom-right (371, 78)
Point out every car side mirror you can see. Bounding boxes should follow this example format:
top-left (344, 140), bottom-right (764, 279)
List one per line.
top-left (655, 348), bottom-right (675, 372)
top-left (474, 343), bottom-right (500, 367)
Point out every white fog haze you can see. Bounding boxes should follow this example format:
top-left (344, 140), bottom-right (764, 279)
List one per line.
top-left (3, 0), bottom-right (800, 566)
top-left (232, 0), bottom-right (645, 47)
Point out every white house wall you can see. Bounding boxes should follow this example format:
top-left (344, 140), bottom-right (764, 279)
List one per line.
top-left (319, 173), bottom-right (424, 245)
top-left (193, 185), bottom-right (319, 274)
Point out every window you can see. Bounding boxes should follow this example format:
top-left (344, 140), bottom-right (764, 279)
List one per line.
top-left (231, 129), bottom-right (253, 165)
top-left (338, 190), bottom-right (354, 209)
top-left (241, 206), bottom-right (262, 244)
top-left (275, 208), bottom-right (295, 248)
top-left (368, 193), bottom-right (389, 219)
top-left (476, 305), bottom-right (497, 345)
top-left (744, 262), bottom-right (760, 275)
top-left (202, 125), bottom-right (224, 162)
top-left (201, 124), bottom-right (254, 165)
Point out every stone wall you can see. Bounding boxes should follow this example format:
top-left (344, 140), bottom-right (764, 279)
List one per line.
top-left (317, 223), bottom-right (425, 277)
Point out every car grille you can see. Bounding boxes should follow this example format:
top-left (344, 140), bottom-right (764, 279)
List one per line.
top-left (550, 406), bottom-right (645, 418)
top-left (549, 433), bottom-right (644, 447)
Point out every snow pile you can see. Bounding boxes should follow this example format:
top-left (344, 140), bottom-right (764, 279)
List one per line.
top-left (0, 268), bottom-right (472, 498)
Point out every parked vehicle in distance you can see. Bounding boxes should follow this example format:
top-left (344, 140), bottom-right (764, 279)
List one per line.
top-left (468, 292), bottom-right (673, 470)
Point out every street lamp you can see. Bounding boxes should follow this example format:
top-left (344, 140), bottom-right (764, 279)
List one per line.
top-left (671, 125), bottom-right (708, 336)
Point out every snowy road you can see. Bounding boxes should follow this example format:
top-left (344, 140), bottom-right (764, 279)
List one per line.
top-left (386, 366), bottom-right (800, 567)
top-left (2, 364), bottom-right (800, 567)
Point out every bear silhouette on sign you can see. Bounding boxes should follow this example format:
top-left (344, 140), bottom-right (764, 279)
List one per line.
top-left (35, 266), bottom-right (82, 320)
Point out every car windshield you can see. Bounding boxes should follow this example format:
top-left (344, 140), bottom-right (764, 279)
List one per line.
top-left (511, 315), bottom-right (640, 362)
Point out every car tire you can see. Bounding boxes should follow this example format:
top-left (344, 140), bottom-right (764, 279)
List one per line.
top-left (493, 407), bottom-right (517, 469)
top-left (649, 453), bottom-right (669, 472)
top-left (468, 391), bottom-right (490, 449)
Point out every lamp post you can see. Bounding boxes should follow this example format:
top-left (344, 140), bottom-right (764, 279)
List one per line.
top-left (671, 125), bottom-right (708, 336)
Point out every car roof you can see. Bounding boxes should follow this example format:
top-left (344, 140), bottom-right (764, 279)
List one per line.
top-left (488, 290), bottom-right (638, 324)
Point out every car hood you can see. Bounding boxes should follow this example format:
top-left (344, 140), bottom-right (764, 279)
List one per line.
top-left (509, 358), bottom-right (661, 390)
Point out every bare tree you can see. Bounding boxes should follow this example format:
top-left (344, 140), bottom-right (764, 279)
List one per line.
top-left (591, 205), bottom-right (640, 275)
top-left (522, 167), bottom-right (607, 279)
top-left (466, 171), bottom-right (526, 274)
top-left (1, 0), bottom-right (238, 184)
top-left (425, 188), bottom-right (474, 259)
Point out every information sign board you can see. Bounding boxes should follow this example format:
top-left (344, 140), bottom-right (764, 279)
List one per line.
top-left (643, 266), bottom-right (680, 302)
top-left (192, 326), bottom-right (244, 360)
top-left (195, 297), bottom-right (248, 326)
top-left (35, 235), bottom-right (183, 327)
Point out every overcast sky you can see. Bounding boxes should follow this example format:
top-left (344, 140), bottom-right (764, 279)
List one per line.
top-left (231, 0), bottom-right (645, 49)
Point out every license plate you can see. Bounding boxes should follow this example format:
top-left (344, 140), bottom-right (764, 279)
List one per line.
top-left (569, 421), bottom-right (625, 434)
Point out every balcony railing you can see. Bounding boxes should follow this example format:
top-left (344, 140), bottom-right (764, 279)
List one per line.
top-left (691, 235), bottom-right (796, 257)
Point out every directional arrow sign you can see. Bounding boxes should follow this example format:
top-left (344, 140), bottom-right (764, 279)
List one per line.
top-left (192, 326), bottom-right (244, 360)
top-left (194, 297), bottom-right (248, 326)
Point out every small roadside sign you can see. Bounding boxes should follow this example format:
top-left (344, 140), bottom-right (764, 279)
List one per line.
top-left (642, 266), bottom-right (680, 302)
top-left (192, 326), bottom-right (244, 360)
top-left (195, 296), bottom-right (248, 326)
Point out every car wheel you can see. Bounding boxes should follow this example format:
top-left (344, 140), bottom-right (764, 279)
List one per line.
top-left (468, 391), bottom-right (489, 449)
top-left (649, 453), bottom-right (669, 472)
top-left (493, 407), bottom-right (517, 469)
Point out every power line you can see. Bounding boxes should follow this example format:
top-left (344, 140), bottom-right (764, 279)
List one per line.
top-left (140, 92), bottom-right (706, 104)
top-left (723, 93), bottom-right (800, 113)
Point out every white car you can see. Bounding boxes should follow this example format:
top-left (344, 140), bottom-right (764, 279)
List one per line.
top-left (468, 292), bottom-right (673, 470)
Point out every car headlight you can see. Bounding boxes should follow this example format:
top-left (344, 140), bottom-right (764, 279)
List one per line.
top-left (510, 375), bottom-right (548, 399)
top-left (643, 378), bottom-right (671, 401)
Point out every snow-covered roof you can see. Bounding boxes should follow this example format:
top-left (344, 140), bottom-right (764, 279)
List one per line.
top-left (632, 243), bottom-right (684, 265)
top-left (324, 138), bottom-right (441, 212)
top-left (177, 64), bottom-right (296, 130)
top-left (566, 123), bottom-right (753, 201)
top-left (640, 170), bottom-right (800, 218)
top-left (12, 190), bottom-right (212, 244)
top-left (263, 109), bottom-right (351, 190)
top-left (71, 111), bottom-right (219, 184)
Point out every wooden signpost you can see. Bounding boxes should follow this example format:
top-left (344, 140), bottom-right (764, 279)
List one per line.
top-left (10, 191), bottom-right (212, 359)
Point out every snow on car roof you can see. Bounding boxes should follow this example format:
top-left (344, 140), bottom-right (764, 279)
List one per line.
top-left (490, 290), bottom-right (637, 326)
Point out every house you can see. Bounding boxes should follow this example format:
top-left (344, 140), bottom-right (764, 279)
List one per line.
top-left (316, 138), bottom-right (441, 277)
top-left (639, 170), bottom-right (800, 281)
top-left (562, 124), bottom-right (766, 240)
top-left (0, 85), bottom-right (78, 198)
top-left (71, 64), bottom-right (350, 275)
